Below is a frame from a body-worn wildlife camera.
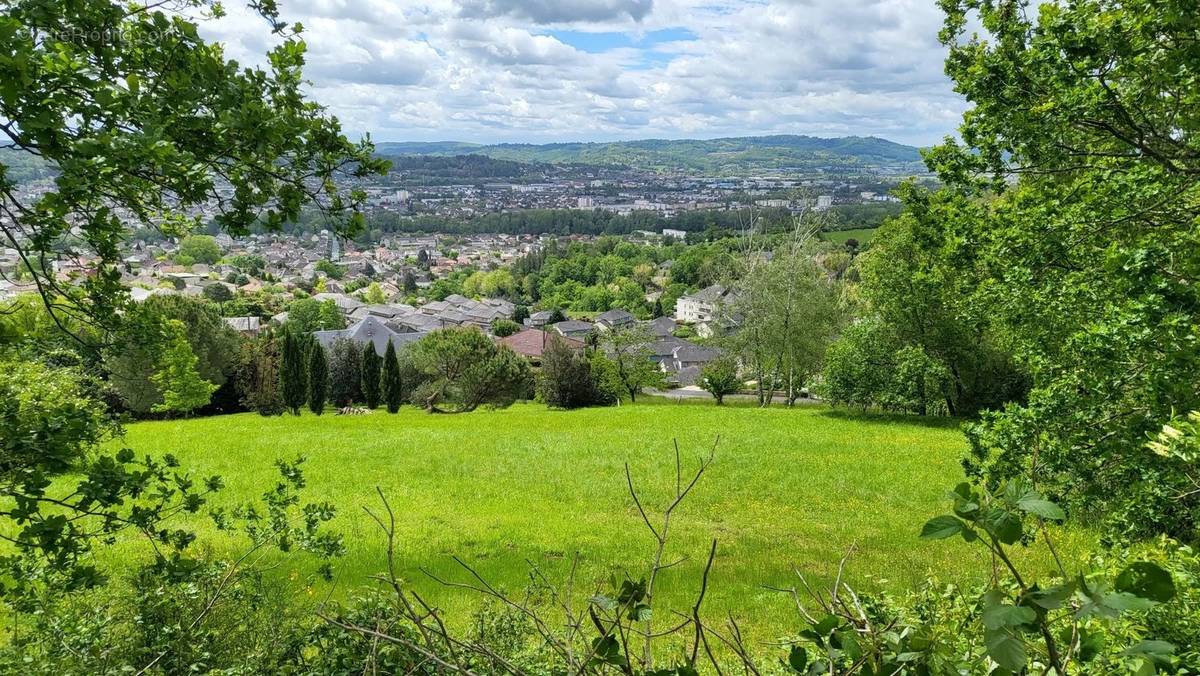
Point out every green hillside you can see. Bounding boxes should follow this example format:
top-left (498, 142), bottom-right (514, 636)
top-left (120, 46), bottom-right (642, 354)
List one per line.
top-left (88, 401), bottom-right (1089, 637)
top-left (375, 135), bottom-right (924, 173)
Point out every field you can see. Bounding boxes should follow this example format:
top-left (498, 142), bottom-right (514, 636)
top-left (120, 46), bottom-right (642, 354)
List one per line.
top-left (822, 227), bottom-right (878, 245)
top-left (102, 400), bottom-right (1091, 636)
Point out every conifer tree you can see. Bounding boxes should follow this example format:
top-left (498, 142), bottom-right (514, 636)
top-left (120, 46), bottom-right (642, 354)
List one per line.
top-left (361, 341), bottom-right (382, 409)
top-left (280, 330), bottom-right (308, 415)
top-left (151, 319), bottom-right (217, 417)
top-left (381, 341), bottom-right (403, 413)
top-left (307, 343), bottom-right (329, 415)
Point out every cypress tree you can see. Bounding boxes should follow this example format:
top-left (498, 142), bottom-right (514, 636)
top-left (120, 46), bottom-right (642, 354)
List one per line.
top-left (307, 343), bottom-right (329, 414)
top-left (279, 330), bottom-right (308, 415)
top-left (381, 340), bottom-right (403, 413)
top-left (361, 341), bottom-right (382, 409)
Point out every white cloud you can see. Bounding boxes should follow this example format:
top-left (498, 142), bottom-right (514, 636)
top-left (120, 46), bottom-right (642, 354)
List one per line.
top-left (197, 0), bottom-right (965, 146)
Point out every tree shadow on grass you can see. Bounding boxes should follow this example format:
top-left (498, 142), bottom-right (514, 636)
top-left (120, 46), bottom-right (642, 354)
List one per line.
top-left (815, 407), bottom-right (966, 431)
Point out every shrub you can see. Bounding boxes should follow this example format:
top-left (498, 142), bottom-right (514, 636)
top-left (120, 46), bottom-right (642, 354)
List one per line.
top-left (699, 356), bottom-right (742, 405)
top-left (537, 336), bottom-right (597, 409)
top-left (490, 318), bottom-right (521, 337)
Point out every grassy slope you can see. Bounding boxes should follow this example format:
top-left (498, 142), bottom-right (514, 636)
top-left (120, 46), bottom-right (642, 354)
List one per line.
top-left (106, 401), bottom-right (1091, 634)
top-left (822, 227), bottom-right (878, 245)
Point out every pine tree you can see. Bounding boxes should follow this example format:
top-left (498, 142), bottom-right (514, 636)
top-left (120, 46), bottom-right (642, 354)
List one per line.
top-left (307, 343), bottom-right (329, 415)
top-left (151, 319), bottom-right (218, 417)
top-left (381, 340), bottom-right (403, 413)
top-left (279, 330), bottom-right (308, 415)
top-left (361, 341), bottom-right (382, 409)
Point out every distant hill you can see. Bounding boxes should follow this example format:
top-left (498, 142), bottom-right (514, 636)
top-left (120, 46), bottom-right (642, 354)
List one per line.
top-left (373, 135), bottom-right (923, 173)
top-left (0, 147), bottom-right (55, 184)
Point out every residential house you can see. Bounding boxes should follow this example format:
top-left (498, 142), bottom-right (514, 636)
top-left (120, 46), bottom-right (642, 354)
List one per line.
top-left (552, 320), bottom-right (595, 340)
top-left (312, 292), bottom-right (364, 315)
top-left (526, 310), bottom-right (554, 327)
top-left (224, 316), bottom-right (262, 336)
top-left (645, 316), bottom-right (677, 338)
top-left (595, 308), bottom-right (636, 331)
top-left (674, 284), bottom-right (734, 324)
top-left (500, 328), bottom-right (584, 365)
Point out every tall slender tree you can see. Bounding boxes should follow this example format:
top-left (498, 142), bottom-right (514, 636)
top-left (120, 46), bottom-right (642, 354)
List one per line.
top-left (307, 344), bottom-right (329, 415)
top-left (280, 331), bottom-right (308, 415)
top-left (361, 342), bottom-right (382, 409)
top-left (381, 341), bottom-right (403, 414)
top-left (328, 338), bottom-right (363, 406)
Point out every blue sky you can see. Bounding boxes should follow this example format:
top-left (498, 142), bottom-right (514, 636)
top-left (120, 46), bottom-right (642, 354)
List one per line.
top-left (202, 0), bottom-right (967, 146)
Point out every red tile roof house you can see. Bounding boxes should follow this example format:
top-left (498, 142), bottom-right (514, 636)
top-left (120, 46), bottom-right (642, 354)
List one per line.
top-left (499, 328), bottom-right (584, 365)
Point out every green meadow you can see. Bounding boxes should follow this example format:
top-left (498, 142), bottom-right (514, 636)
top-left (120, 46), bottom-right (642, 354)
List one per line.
top-left (822, 227), bottom-right (878, 245)
top-left (99, 400), bottom-right (1092, 636)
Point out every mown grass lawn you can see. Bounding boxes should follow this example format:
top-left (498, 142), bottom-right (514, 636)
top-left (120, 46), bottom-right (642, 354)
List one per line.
top-left (822, 227), bottom-right (878, 245)
top-left (102, 399), bottom-right (1092, 637)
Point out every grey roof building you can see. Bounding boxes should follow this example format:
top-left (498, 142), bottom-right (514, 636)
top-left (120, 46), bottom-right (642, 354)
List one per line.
top-left (552, 320), bottom-right (595, 339)
top-left (596, 308), bottom-right (636, 330)
top-left (645, 316), bottom-right (677, 338)
top-left (314, 315), bottom-right (427, 356)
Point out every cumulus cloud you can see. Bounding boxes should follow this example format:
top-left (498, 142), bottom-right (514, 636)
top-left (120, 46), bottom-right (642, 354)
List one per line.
top-left (197, 0), bottom-right (965, 146)
top-left (458, 0), bottom-right (655, 25)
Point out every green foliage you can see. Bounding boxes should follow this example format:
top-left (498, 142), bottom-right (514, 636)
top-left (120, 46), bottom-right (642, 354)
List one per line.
top-left (596, 326), bottom-right (667, 403)
top-left (731, 233), bottom-right (843, 406)
top-left (360, 342), bottom-right (382, 409)
top-left (177, 235), bottom-right (221, 265)
top-left (279, 331), bottom-right (309, 415)
top-left (490, 318), bottom-right (522, 337)
top-left (201, 282), bottom-right (233, 304)
top-left (0, 359), bottom-right (110, 478)
top-left (857, 193), bottom-right (1028, 416)
top-left (670, 243), bottom-right (741, 289)
top-left (1, 357), bottom-right (220, 600)
top-left (409, 328), bottom-right (532, 412)
top-left (105, 295), bottom-right (240, 414)
top-left (327, 338), bottom-right (362, 406)
top-left (236, 331), bottom-right (284, 416)
top-left (921, 0), bottom-right (1200, 539)
top-left (699, 356), bottom-right (742, 405)
top-left (821, 321), bottom-right (956, 416)
top-left (918, 480), bottom-right (1183, 673)
top-left (314, 259), bottom-right (346, 280)
top-left (1, 459), bottom-right (342, 674)
top-left (464, 269), bottom-right (517, 298)
top-left (307, 342), bottom-right (329, 415)
top-left (361, 281), bottom-right (387, 304)
top-left (0, 0), bottom-right (385, 330)
top-left (150, 319), bottom-right (218, 416)
top-left (381, 341), bottom-right (403, 413)
top-left (286, 297), bottom-right (345, 333)
top-left (536, 336), bottom-right (599, 409)
top-left (226, 254), bottom-right (266, 276)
